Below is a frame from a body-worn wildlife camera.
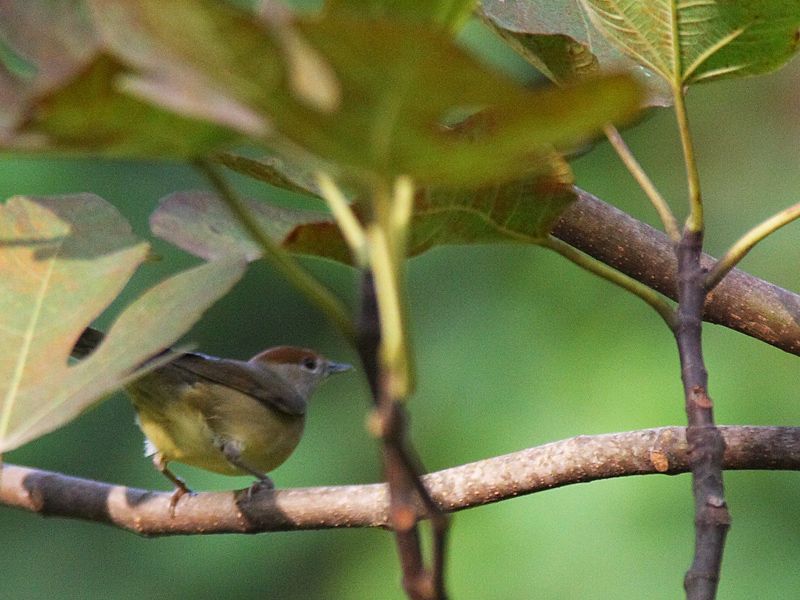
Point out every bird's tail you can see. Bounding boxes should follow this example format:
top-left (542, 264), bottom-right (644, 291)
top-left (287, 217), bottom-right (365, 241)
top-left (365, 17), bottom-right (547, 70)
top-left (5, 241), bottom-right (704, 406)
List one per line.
top-left (71, 327), bottom-right (105, 359)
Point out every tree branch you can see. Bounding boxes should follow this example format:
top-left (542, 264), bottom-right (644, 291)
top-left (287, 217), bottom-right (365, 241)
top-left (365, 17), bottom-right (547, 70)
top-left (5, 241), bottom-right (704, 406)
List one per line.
top-left (553, 189), bottom-right (800, 355)
top-left (356, 270), bottom-right (448, 600)
top-left (2, 426), bottom-right (799, 536)
top-left (675, 230), bottom-right (729, 599)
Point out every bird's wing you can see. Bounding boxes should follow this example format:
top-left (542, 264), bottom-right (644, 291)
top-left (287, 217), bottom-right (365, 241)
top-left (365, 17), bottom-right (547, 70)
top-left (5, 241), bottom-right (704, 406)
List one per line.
top-left (172, 353), bottom-right (307, 416)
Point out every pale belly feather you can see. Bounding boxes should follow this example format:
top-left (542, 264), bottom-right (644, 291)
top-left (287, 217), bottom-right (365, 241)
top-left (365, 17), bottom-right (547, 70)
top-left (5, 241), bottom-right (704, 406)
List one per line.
top-left (129, 378), bottom-right (305, 477)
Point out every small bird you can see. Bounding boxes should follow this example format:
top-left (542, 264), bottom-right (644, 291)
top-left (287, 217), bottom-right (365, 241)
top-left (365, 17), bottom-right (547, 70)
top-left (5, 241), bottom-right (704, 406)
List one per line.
top-left (72, 327), bottom-right (352, 509)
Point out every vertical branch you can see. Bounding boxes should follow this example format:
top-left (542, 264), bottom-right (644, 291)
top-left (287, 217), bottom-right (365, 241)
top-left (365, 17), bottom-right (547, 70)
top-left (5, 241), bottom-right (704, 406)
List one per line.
top-left (336, 176), bottom-right (447, 600)
top-left (355, 272), bottom-right (449, 600)
top-left (671, 77), bottom-right (729, 598)
top-left (355, 270), bottom-right (425, 591)
top-left (675, 230), bottom-right (730, 599)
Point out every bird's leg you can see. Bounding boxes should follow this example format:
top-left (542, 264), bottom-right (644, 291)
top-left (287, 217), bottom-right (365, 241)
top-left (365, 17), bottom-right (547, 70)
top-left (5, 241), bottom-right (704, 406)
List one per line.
top-left (152, 453), bottom-right (191, 516)
top-left (218, 440), bottom-right (274, 497)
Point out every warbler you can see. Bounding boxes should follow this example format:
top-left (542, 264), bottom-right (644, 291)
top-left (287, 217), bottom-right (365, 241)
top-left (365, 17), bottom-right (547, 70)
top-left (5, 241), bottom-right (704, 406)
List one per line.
top-left (72, 327), bottom-right (351, 508)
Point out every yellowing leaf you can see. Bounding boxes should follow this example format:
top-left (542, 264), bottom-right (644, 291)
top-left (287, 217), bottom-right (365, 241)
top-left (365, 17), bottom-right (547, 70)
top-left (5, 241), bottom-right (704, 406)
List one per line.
top-left (0, 194), bottom-right (245, 453)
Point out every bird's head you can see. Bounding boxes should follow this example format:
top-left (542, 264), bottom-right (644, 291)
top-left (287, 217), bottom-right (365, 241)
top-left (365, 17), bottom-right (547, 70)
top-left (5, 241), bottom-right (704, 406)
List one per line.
top-left (249, 346), bottom-right (352, 399)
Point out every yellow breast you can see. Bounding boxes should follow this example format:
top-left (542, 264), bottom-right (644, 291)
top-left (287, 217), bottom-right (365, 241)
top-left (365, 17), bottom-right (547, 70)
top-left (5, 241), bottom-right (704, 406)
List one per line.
top-left (129, 377), bottom-right (305, 477)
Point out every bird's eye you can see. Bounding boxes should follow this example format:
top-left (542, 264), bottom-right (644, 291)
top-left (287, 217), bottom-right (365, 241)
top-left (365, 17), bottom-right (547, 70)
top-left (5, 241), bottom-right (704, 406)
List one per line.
top-left (302, 357), bottom-right (318, 371)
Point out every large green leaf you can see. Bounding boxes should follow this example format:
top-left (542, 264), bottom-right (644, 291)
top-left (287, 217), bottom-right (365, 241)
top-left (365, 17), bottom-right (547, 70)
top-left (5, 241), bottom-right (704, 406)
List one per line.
top-left (479, 0), bottom-right (672, 105)
top-left (0, 1), bottom-right (247, 156)
top-left (296, 17), bottom-right (638, 185)
top-left (579, 0), bottom-right (800, 88)
top-left (2, 0), bottom-right (641, 184)
top-left (0, 0), bottom-right (643, 185)
top-left (10, 54), bottom-right (245, 156)
top-left (0, 194), bottom-right (245, 453)
top-left (87, 0), bottom-right (641, 186)
top-left (150, 157), bottom-right (575, 265)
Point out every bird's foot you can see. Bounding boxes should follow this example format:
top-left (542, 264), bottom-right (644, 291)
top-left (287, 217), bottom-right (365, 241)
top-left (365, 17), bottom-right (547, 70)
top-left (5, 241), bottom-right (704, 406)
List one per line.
top-left (246, 475), bottom-right (274, 500)
top-left (168, 482), bottom-right (193, 518)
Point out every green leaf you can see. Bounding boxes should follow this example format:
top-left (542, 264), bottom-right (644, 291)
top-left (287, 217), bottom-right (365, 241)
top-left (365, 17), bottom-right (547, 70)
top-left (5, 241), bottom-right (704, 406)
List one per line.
top-left (479, 0), bottom-right (672, 105)
top-left (0, 1), bottom-right (249, 156)
top-left (150, 157), bottom-right (576, 265)
top-left (324, 0), bottom-right (477, 31)
top-left (87, 0), bottom-right (339, 125)
top-left (9, 54), bottom-right (245, 156)
top-left (0, 0), bottom-right (98, 130)
top-left (214, 153), bottom-right (322, 197)
top-left (579, 0), bottom-right (800, 88)
top-left (150, 190), bottom-right (339, 262)
top-left (89, 0), bottom-right (641, 185)
top-left (0, 194), bottom-right (246, 453)
top-left (4, 1), bottom-right (642, 183)
top-left (291, 16), bottom-right (642, 186)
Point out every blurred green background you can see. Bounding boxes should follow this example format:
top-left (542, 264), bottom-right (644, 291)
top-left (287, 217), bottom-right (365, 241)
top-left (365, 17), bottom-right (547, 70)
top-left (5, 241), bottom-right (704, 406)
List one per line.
top-left (2, 8), bottom-right (800, 600)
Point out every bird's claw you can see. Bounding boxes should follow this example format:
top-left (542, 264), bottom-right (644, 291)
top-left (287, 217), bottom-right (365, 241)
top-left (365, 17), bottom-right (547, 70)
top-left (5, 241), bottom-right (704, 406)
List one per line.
top-left (168, 484), bottom-right (193, 517)
top-left (245, 476), bottom-right (274, 500)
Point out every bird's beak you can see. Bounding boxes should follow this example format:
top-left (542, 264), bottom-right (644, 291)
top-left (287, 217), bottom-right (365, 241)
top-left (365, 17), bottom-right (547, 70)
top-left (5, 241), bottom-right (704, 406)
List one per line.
top-left (326, 361), bottom-right (353, 375)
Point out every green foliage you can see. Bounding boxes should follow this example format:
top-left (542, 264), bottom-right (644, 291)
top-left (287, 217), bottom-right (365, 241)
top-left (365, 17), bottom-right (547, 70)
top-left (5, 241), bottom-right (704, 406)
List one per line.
top-left (324, 0), bottom-right (477, 30)
top-left (20, 55), bottom-right (241, 156)
top-left (151, 158), bottom-right (574, 265)
top-left (2, 0), bottom-right (800, 597)
top-left (480, 0), bottom-right (673, 104)
top-left (0, 194), bottom-right (245, 452)
top-left (0, 0), bottom-right (641, 188)
top-left (481, 0), bottom-right (800, 104)
top-left (581, 0), bottom-right (800, 88)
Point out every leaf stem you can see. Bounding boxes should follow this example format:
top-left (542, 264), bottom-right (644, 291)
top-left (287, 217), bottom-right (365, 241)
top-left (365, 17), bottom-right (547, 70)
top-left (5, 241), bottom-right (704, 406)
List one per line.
top-left (705, 201), bottom-right (800, 291)
top-left (195, 160), bottom-right (355, 342)
top-left (369, 225), bottom-right (411, 397)
top-left (673, 90), bottom-right (703, 232)
top-left (315, 171), bottom-right (368, 265)
top-left (544, 235), bottom-right (675, 328)
top-left (604, 124), bottom-right (680, 241)
top-left (369, 179), bottom-right (414, 398)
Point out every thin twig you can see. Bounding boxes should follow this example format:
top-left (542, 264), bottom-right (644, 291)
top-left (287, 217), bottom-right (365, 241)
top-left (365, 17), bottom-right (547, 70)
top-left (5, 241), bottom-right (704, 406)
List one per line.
top-left (705, 200), bottom-right (800, 291)
top-left (2, 426), bottom-right (799, 535)
top-left (544, 235), bottom-right (676, 327)
top-left (343, 177), bottom-right (441, 599)
top-left (604, 124), bottom-right (680, 241)
top-left (195, 159), bottom-right (355, 341)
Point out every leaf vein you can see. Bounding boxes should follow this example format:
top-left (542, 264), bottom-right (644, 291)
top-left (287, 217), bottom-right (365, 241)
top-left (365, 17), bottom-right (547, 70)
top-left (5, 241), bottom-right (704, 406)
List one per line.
top-left (0, 238), bottom-right (63, 439)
